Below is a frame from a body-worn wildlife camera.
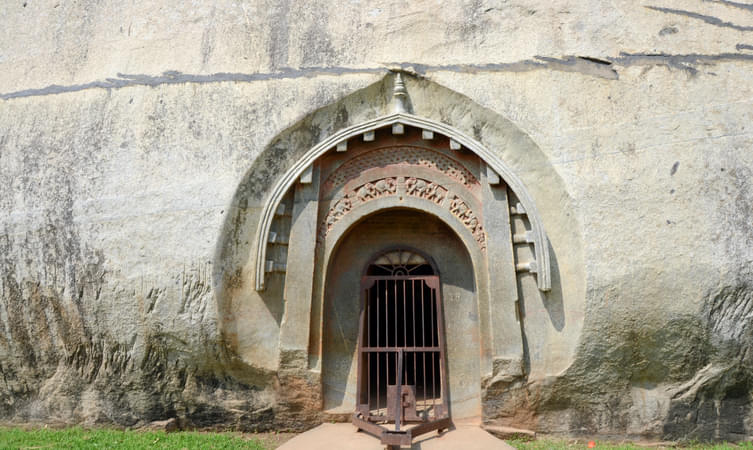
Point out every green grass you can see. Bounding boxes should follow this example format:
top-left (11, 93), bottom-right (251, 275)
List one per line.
top-left (3, 428), bottom-right (752, 450)
top-left (507, 438), bottom-right (753, 449)
top-left (0, 427), bottom-right (268, 450)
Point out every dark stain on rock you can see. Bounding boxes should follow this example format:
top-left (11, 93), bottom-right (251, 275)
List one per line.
top-left (0, 98), bottom-right (287, 430)
top-left (663, 284), bottom-right (753, 440)
top-left (577, 56), bottom-right (612, 66)
top-left (713, 161), bottom-right (753, 258)
top-left (332, 105), bottom-right (348, 132)
top-left (301, 12), bottom-right (337, 67)
top-left (0, 262), bottom-right (281, 428)
top-left (9, 48), bottom-right (753, 101)
top-left (495, 284), bottom-right (753, 440)
top-left (531, 56), bottom-right (619, 79)
top-left (646, 5), bottom-right (753, 32)
top-left (659, 26), bottom-right (679, 35)
top-left (670, 161), bottom-right (679, 175)
top-left (200, 7), bottom-right (216, 67)
top-left (482, 295), bottom-right (736, 439)
top-left (266, 0), bottom-right (291, 70)
top-left (703, 0), bottom-right (753, 13)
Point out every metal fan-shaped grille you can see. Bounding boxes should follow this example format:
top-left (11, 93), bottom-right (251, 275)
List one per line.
top-left (368, 249), bottom-right (434, 276)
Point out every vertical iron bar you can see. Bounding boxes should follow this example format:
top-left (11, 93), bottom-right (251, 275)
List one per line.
top-left (376, 280), bottom-right (380, 416)
top-left (430, 284), bottom-right (435, 347)
top-left (431, 288), bottom-right (436, 418)
top-left (376, 280), bottom-right (380, 347)
top-left (394, 279), bottom-right (397, 348)
top-left (384, 279), bottom-right (389, 417)
top-left (434, 275), bottom-right (450, 420)
top-left (395, 349), bottom-right (404, 431)
top-left (412, 280), bottom-right (416, 387)
top-left (432, 350), bottom-right (437, 419)
top-left (421, 280), bottom-right (426, 415)
top-left (366, 287), bottom-right (371, 347)
top-left (388, 352), bottom-right (392, 389)
top-left (384, 279), bottom-right (388, 347)
top-left (402, 279), bottom-right (407, 349)
top-left (357, 282), bottom-right (366, 415)
top-left (366, 288), bottom-right (371, 410)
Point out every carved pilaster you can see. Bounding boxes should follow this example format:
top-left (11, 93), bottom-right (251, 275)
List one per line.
top-left (481, 168), bottom-right (525, 366)
top-left (279, 163), bottom-right (321, 364)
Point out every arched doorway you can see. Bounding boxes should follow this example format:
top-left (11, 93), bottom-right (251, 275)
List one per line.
top-left (321, 209), bottom-right (480, 425)
top-left (354, 247), bottom-right (450, 441)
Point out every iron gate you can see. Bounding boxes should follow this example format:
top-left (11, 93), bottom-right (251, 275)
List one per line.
top-left (352, 250), bottom-right (450, 447)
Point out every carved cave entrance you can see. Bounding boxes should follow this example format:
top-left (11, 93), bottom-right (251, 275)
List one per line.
top-left (354, 248), bottom-right (450, 445)
top-left (322, 209), bottom-right (474, 447)
top-left (254, 101), bottom-right (551, 444)
top-left (312, 125), bottom-right (488, 436)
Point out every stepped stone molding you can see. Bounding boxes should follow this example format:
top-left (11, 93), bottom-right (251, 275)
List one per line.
top-left (254, 113), bottom-right (551, 291)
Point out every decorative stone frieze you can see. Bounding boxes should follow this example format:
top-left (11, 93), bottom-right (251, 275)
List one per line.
top-left (405, 177), bottom-right (447, 204)
top-left (448, 195), bottom-right (486, 250)
top-left (355, 177), bottom-right (398, 202)
top-left (318, 174), bottom-right (485, 251)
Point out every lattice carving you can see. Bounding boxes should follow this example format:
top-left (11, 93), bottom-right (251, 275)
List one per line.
top-left (322, 147), bottom-right (477, 193)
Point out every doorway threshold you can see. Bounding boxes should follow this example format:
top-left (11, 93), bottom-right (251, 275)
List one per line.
top-left (278, 422), bottom-right (513, 449)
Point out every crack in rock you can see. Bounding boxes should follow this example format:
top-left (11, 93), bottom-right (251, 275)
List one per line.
top-left (646, 5), bottom-right (753, 32)
top-left (4, 50), bottom-right (753, 101)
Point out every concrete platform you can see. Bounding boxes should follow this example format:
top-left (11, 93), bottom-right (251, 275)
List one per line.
top-left (278, 422), bottom-right (514, 449)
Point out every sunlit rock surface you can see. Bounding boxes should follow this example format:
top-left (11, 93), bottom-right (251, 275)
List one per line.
top-left (0, 0), bottom-right (752, 441)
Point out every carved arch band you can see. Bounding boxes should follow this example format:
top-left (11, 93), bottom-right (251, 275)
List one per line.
top-left (254, 112), bottom-right (552, 292)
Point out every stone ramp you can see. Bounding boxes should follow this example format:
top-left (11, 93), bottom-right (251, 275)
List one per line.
top-left (278, 422), bottom-right (514, 449)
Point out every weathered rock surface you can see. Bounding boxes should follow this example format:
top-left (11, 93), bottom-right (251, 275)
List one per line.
top-left (0, 0), bottom-right (752, 442)
top-left (483, 282), bottom-right (753, 441)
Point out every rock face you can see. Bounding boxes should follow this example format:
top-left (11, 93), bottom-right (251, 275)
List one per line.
top-left (1, 0), bottom-right (752, 442)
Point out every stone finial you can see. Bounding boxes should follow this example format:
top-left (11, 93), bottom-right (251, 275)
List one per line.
top-left (392, 72), bottom-right (409, 113)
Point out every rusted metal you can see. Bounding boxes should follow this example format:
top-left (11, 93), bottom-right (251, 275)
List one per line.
top-left (354, 249), bottom-right (450, 446)
top-left (351, 413), bottom-right (451, 447)
top-left (395, 349), bottom-right (403, 431)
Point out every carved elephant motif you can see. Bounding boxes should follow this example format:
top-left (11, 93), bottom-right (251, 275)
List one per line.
top-left (449, 196), bottom-right (469, 217)
top-left (475, 231), bottom-right (486, 248)
top-left (406, 177), bottom-right (427, 196)
top-left (374, 178), bottom-right (396, 195)
top-left (356, 183), bottom-right (376, 202)
top-left (425, 183), bottom-right (446, 203)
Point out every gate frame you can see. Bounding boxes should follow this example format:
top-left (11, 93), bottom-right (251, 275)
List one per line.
top-left (352, 247), bottom-right (452, 446)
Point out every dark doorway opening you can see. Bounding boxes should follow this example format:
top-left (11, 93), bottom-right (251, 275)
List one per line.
top-left (354, 249), bottom-right (450, 447)
top-left (362, 278), bottom-right (442, 417)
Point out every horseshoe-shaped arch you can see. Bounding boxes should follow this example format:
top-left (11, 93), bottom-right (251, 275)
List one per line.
top-left (254, 112), bottom-right (552, 292)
